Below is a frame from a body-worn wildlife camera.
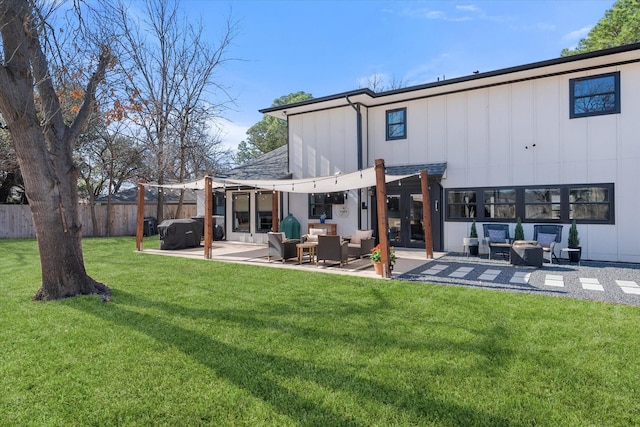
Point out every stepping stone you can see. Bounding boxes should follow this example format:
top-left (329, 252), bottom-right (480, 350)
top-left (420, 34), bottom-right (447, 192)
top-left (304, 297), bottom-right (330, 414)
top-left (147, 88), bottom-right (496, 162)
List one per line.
top-left (449, 266), bottom-right (473, 278)
top-left (580, 278), bottom-right (604, 291)
top-left (478, 269), bottom-right (501, 281)
top-left (510, 271), bottom-right (531, 284)
top-left (422, 264), bottom-right (448, 275)
top-left (544, 274), bottom-right (565, 287)
top-left (616, 280), bottom-right (640, 295)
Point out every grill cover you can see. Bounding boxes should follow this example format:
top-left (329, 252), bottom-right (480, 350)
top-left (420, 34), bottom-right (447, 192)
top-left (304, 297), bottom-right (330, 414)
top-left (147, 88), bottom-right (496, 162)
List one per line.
top-left (158, 219), bottom-right (202, 250)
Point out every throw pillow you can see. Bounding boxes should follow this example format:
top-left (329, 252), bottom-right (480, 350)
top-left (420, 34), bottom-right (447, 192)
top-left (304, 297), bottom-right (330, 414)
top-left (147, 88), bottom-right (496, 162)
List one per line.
top-left (352, 229), bottom-right (373, 245)
top-left (537, 233), bottom-right (557, 248)
top-left (488, 229), bottom-right (507, 243)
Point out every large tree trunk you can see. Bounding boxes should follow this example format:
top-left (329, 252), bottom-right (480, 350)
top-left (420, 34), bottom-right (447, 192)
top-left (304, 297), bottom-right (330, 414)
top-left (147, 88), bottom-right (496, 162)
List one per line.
top-left (12, 123), bottom-right (109, 301)
top-left (0, 0), bottom-right (111, 301)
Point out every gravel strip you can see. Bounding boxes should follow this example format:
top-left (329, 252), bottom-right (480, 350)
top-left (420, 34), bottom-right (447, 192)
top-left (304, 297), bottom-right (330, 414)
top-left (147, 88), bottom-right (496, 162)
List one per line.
top-left (397, 254), bottom-right (640, 306)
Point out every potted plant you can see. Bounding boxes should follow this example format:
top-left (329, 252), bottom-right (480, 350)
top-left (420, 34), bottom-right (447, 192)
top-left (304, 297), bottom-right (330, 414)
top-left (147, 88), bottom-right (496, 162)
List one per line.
top-left (514, 217), bottom-right (525, 241)
top-left (371, 244), bottom-right (396, 275)
top-left (567, 219), bottom-right (581, 263)
top-left (464, 220), bottom-right (479, 256)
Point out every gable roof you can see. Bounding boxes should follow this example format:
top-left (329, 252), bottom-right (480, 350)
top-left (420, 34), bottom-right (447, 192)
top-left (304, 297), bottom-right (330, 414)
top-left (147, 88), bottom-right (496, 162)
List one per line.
top-left (260, 43), bottom-right (640, 118)
top-left (218, 145), bottom-right (290, 180)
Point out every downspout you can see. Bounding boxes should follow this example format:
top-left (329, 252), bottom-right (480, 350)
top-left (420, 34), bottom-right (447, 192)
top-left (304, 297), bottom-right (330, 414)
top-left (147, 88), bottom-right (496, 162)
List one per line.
top-left (346, 96), bottom-right (363, 230)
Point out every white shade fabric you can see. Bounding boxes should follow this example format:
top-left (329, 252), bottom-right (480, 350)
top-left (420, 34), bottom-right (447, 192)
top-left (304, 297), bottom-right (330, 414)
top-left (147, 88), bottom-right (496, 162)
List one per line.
top-left (144, 166), bottom-right (416, 193)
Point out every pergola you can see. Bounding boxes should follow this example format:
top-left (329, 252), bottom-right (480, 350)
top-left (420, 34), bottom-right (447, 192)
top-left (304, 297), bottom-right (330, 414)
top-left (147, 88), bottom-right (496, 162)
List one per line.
top-left (135, 159), bottom-right (434, 278)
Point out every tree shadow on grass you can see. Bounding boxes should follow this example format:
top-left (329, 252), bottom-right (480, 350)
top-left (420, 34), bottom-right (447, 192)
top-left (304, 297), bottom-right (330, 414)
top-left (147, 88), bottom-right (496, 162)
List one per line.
top-left (67, 290), bottom-right (524, 426)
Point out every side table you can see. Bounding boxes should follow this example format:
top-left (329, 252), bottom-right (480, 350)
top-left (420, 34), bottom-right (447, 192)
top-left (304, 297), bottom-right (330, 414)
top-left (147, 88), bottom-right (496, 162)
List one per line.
top-left (296, 242), bottom-right (317, 264)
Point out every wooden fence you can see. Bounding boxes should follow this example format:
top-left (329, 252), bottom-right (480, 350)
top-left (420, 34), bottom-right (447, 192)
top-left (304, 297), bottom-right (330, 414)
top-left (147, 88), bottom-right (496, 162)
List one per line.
top-left (0, 203), bottom-right (197, 239)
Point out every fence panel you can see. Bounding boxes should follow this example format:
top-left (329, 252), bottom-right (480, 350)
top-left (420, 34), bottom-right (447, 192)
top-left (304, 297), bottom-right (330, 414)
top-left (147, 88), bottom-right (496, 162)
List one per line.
top-left (0, 204), bottom-right (197, 239)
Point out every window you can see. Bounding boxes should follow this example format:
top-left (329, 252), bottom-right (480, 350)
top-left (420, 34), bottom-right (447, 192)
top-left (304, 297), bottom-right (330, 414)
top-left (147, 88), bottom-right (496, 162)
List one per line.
top-left (232, 192), bottom-right (250, 232)
top-left (446, 183), bottom-right (614, 225)
top-left (213, 193), bottom-right (225, 216)
top-left (309, 194), bottom-right (334, 219)
top-left (524, 188), bottom-right (560, 220)
top-left (570, 72), bottom-right (620, 118)
top-left (386, 108), bottom-right (407, 140)
top-left (570, 186), bottom-right (611, 221)
top-left (483, 189), bottom-right (516, 219)
top-left (447, 190), bottom-right (477, 218)
top-left (255, 192), bottom-right (273, 233)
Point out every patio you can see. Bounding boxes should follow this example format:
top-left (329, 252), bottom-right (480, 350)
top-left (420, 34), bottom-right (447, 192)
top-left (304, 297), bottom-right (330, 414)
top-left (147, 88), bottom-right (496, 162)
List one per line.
top-left (140, 240), bottom-right (443, 279)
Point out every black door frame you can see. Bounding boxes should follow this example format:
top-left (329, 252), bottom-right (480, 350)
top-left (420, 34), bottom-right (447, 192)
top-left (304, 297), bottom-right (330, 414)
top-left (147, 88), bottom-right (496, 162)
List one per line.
top-left (371, 177), bottom-right (443, 250)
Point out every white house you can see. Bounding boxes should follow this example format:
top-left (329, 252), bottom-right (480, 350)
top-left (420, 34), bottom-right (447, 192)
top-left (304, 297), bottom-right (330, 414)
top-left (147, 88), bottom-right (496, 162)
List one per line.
top-left (250, 43), bottom-right (640, 263)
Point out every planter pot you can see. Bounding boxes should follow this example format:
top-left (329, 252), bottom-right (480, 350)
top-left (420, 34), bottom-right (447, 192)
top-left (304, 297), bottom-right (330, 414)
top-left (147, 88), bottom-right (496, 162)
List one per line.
top-left (463, 237), bottom-right (479, 256)
top-left (568, 246), bottom-right (582, 263)
top-left (373, 261), bottom-right (383, 276)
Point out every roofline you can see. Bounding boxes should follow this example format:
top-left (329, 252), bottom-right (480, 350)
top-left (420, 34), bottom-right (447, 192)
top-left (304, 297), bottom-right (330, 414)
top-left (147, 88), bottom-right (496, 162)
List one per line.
top-left (259, 42), bottom-right (640, 115)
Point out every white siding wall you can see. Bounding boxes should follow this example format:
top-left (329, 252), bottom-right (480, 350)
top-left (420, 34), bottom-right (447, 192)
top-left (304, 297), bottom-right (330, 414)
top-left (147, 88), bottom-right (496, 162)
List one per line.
top-left (283, 60), bottom-right (640, 262)
top-left (287, 107), bottom-right (363, 236)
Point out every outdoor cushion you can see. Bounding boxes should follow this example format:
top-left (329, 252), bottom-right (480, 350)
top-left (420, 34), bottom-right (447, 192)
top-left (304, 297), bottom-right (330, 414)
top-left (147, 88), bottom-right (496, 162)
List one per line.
top-left (351, 229), bottom-right (373, 245)
top-left (306, 227), bottom-right (327, 242)
top-left (488, 229), bottom-right (507, 243)
top-left (537, 233), bottom-right (557, 248)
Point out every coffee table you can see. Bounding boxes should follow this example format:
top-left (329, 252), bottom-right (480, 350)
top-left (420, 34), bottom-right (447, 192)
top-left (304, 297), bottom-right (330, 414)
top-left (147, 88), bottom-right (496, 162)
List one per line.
top-left (296, 242), bottom-right (317, 264)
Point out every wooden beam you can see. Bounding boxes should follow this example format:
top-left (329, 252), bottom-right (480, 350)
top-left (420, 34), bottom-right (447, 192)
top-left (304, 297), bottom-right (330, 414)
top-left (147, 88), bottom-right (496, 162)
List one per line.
top-left (135, 181), bottom-right (145, 251)
top-left (271, 191), bottom-right (279, 232)
top-left (421, 170), bottom-right (434, 259)
top-left (204, 176), bottom-right (213, 259)
top-left (374, 159), bottom-right (391, 278)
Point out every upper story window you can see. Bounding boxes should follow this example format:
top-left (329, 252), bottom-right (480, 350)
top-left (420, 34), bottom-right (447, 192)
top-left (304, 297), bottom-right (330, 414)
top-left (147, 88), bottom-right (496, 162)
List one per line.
top-left (386, 108), bottom-right (407, 140)
top-left (570, 71), bottom-right (620, 118)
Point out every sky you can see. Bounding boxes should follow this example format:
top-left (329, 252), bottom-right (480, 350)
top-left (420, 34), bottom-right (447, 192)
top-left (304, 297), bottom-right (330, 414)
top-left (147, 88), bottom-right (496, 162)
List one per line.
top-left (180, 0), bottom-right (617, 153)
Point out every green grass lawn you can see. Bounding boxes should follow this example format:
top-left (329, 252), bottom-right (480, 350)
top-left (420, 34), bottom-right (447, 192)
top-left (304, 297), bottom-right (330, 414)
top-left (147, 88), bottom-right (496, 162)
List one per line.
top-left (1, 237), bottom-right (639, 426)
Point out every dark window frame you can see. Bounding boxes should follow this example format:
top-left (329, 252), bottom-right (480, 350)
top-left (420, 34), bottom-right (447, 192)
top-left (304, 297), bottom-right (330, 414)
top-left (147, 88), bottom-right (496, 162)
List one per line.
top-left (446, 183), bottom-right (614, 225)
top-left (255, 191), bottom-right (273, 233)
top-left (570, 71), bottom-right (620, 119)
top-left (386, 107), bottom-right (407, 140)
top-left (308, 193), bottom-right (334, 220)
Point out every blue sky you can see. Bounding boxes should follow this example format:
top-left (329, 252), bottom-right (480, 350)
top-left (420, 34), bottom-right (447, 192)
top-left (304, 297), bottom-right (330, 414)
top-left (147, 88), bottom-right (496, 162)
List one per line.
top-left (183, 0), bottom-right (616, 152)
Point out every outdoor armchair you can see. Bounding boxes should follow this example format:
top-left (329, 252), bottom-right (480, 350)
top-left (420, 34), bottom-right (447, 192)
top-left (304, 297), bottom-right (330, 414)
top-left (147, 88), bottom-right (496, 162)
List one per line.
top-left (533, 224), bottom-right (563, 264)
top-left (347, 229), bottom-right (375, 259)
top-left (482, 223), bottom-right (512, 260)
top-left (267, 232), bottom-right (298, 263)
top-left (316, 235), bottom-right (349, 267)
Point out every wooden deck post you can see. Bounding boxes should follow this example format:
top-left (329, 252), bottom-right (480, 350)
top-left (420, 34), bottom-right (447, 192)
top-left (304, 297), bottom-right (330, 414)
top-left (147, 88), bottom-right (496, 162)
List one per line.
top-left (421, 170), bottom-right (434, 259)
top-left (204, 176), bottom-right (213, 259)
top-left (374, 159), bottom-right (391, 278)
top-left (135, 181), bottom-right (145, 251)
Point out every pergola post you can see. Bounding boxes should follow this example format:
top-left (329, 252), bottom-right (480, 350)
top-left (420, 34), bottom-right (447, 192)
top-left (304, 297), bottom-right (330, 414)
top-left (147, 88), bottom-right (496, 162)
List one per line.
top-left (204, 176), bottom-right (213, 259)
top-left (271, 190), bottom-right (279, 232)
top-left (374, 159), bottom-right (391, 278)
top-left (135, 181), bottom-right (145, 251)
top-left (420, 170), bottom-right (434, 258)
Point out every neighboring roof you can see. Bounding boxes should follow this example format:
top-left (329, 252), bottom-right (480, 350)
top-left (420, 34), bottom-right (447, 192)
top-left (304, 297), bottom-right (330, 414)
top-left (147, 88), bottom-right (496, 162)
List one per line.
top-left (96, 186), bottom-right (197, 204)
top-left (218, 145), bottom-right (290, 180)
top-left (260, 43), bottom-right (640, 118)
top-left (386, 163), bottom-right (447, 178)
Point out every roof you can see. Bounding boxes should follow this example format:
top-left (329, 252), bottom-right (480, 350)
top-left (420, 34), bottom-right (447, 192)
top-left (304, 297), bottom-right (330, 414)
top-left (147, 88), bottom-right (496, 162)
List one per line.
top-left (260, 43), bottom-right (640, 118)
top-left (96, 186), bottom-right (197, 204)
top-left (386, 163), bottom-right (447, 178)
top-left (218, 145), bottom-right (290, 180)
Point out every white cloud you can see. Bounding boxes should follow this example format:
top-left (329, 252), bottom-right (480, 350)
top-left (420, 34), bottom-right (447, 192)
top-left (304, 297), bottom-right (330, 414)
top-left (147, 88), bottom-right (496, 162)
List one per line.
top-left (564, 25), bottom-right (592, 41)
top-left (456, 4), bottom-right (481, 13)
top-left (212, 118), bottom-right (250, 152)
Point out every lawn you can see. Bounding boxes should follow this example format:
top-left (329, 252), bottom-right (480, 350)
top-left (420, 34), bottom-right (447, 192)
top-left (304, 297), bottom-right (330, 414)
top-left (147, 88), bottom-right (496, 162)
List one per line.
top-left (1, 237), bottom-right (639, 426)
